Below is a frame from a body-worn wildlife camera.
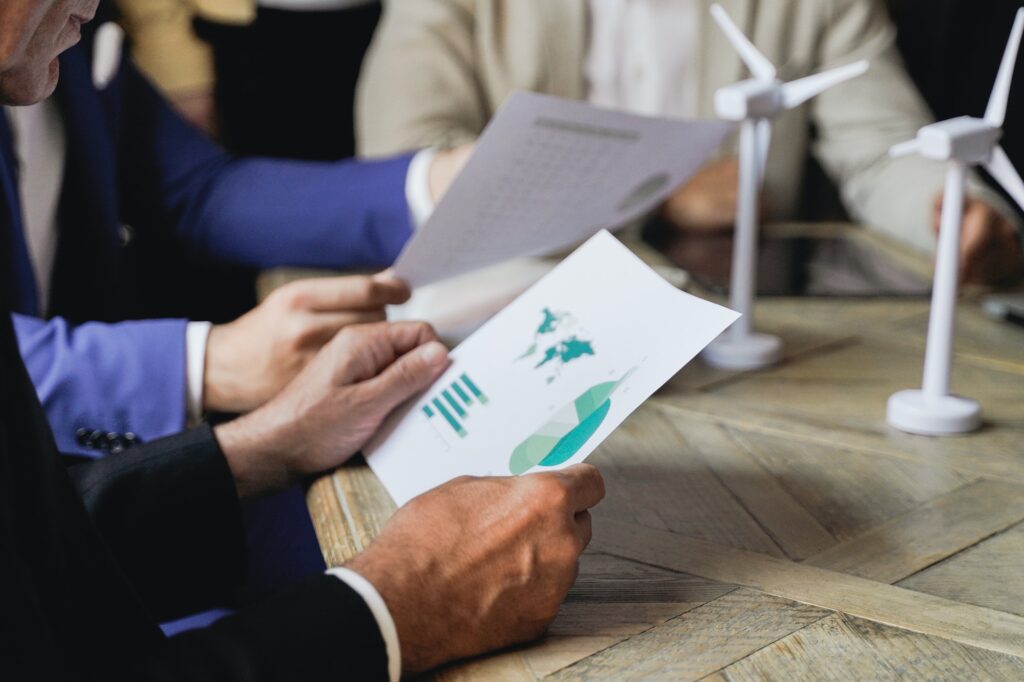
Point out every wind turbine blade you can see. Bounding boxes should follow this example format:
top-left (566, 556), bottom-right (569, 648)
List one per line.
top-left (985, 145), bottom-right (1024, 214)
top-left (710, 4), bottom-right (776, 80)
top-left (985, 8), bottom-right (1024, 127)
top-left (889, 139), bottom-right (921, 158)
top-left (756, 119), bottom-right (772, 184)
top-left (781, 60), bottom-right (869, 109)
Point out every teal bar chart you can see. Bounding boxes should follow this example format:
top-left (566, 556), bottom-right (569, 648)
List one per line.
top-left (423, 373), bottom-right (489, 438)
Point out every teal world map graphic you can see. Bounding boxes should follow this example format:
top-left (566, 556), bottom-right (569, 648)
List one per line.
top-left (516, 308), bottom-right (595, 383)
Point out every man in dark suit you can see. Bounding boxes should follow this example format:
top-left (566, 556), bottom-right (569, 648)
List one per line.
top-left (1, 4), bottom-right (460, 611)
top-left (0, 2), bottom-right (604, 678)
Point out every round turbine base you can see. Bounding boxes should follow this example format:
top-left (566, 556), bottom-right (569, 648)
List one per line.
top-left (702, 333), bottom-right (783, 371)
top-left (887, 390), bottom-right (982, 436)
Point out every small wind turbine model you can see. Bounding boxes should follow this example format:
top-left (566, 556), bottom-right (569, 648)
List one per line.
top-left (886, 8), bottom-right (1024, 436)
top-left (702, 4), bottom-right (869, 370)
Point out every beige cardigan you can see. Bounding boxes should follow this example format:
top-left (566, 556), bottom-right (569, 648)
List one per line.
top-left (357, 0), bottom-right (1011, 252)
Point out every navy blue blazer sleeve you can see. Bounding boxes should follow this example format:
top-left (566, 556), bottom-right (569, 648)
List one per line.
top-left (62, 418), bottom-right (390, 680)
top-left (66, 422), bottom-right (391, 680)
top-left (132, 574), bottom-right (391, 682)
top-left (68, 424), bottom-right (248, 621)
top-left (119, 59), bottom-right (416, 270)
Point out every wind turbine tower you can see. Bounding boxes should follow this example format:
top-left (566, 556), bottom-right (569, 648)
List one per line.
top-left (887, 8), bottom-right (1024, 436)
top-left (703, 4), bottom-right (868, 370)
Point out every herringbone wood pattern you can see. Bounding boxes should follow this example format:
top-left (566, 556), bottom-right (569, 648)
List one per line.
top-left (263, 241), bottom-right (1024, 680)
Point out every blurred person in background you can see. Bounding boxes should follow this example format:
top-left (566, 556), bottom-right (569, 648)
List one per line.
top-left (357, 0), bottom-right (1024, 285)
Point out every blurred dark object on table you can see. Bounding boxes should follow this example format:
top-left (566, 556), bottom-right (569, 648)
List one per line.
top-left (642, 219), bottom-right (931, 298)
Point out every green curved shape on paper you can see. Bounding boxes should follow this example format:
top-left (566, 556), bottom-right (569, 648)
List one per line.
top-left (509, 372), bottom-right (633, 475)
top-left (536, 399), bottom-right (611, 469)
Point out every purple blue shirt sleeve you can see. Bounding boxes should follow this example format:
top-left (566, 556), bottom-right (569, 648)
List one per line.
top-left (14, 313), bottom-right (188, 456)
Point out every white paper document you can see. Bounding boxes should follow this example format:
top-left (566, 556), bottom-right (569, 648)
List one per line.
top-left (366, 231), bottom-right (740, 506)
top-left (393, 91), bottom-right (734, 287)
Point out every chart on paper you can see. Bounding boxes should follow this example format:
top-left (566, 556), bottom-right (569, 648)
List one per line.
top-left (421, 373), bottom-right (489, 443)
top-left (366, 231), bottom-right (740, 506)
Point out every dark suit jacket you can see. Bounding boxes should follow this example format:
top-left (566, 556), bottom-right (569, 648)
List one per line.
top-left (0, 308), bottom-right (389, 679)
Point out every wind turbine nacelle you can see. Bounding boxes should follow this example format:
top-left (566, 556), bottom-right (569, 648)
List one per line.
top-left (714, 80), bottom-right (783, 121)
top-left (915, 117), bottom-right (1002, 164)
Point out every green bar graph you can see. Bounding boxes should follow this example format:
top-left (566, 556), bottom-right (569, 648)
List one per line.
top-left (461, 373), bottom-right (489, 405)
top-left (432, 398), bottom-right (466, 438)
top-left (451, 382), bottom-right (472, 405)
top-left (423, 373), bottom-right (489, 439)
top-left (442, 390), bottom-right (466, 417)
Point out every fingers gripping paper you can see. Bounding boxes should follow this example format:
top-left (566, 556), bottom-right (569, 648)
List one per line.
top-left (366, 232), bottom-right (740, 506)
top-left (393, 91), bottom-right (734, 287)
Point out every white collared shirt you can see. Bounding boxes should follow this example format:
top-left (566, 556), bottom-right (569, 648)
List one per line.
top-left (585, 0), bottom-right (702, 118)
top-left (6, 101), bottom-right (66, 312)
top-left (406, 0), bottom-right (703, 225)
top-left (257, 0), bottom-right (375, 10)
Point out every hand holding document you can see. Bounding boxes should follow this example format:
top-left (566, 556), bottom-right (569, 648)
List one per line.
top-left (367, 232), bottom-right (739, 506)
top-left (394, 91), bottom-right (734, 287)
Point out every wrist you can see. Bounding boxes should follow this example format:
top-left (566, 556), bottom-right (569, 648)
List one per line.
top-left (348, 545), bottom-right (436, 674)
top-left (203, 323), bottom-right (246, 413)
top-left (328, 567), bottom-right (402, 682)
top-left (213, 406), bottom-right (296, 498)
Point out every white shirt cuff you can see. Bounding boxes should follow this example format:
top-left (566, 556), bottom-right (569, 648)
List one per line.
top-left (185, 321), bottom-right (213, 425)
top-left (405, 147), bottom-right (439, 230)
top-left (327, 567), bottom-right (401, 682)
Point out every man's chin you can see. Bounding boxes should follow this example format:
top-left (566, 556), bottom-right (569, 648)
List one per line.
top-left (33, 58), bottom-right (60, 102)
top-left (1, 59), bottom-right (60, 106)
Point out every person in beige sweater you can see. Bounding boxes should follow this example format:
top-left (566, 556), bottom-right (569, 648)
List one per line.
top-left (357, 0), bottom-right (1023, 284)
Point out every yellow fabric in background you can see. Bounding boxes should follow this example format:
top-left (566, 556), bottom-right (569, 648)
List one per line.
top-left (115, 0), bottom-right (256, 96)
top-left (191, 0), bottom-right (256, 25)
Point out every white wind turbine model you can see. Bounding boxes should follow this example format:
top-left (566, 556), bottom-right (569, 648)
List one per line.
top-left (887, 8), bottom-right (1024, 436)
top-left (702, 4), bottom-right (869, 370)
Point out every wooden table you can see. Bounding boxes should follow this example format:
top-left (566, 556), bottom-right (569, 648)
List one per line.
top-left (261, 229), bottom-right (1024, 680)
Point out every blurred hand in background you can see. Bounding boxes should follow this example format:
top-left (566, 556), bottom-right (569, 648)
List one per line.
top-left (661, 157), bottom-right (765, 233)
top-left (933, 194), bottom-right (1024, 285)
top-left (169, 87), bottom-right (219, 138)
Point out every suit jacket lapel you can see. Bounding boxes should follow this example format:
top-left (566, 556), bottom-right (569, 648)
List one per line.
top-left (48, 45), bottom-right (122, 322)
top-left (0, 112), bottom-right (39, 316)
